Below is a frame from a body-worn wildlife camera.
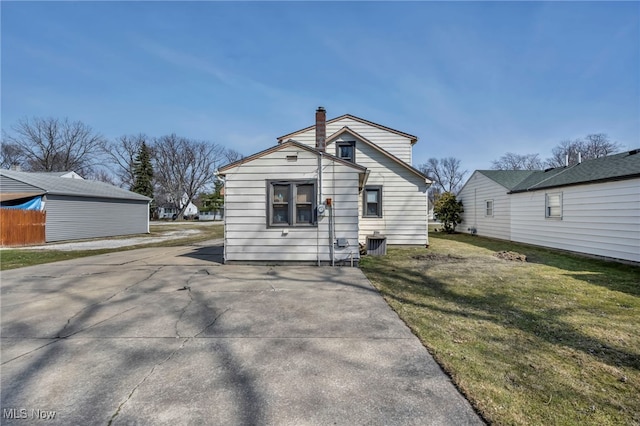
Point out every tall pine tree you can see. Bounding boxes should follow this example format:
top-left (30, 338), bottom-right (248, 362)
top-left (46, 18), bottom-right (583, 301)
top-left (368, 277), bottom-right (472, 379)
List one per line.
top-left (131, 141), bottom-right (154, 204)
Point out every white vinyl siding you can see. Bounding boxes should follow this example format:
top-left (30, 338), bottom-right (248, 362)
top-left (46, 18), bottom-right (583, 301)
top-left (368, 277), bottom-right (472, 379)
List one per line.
top-left (223, 146), bottom-right (361, 263)
top-left (281, 120), bottom-right (427, 246)
top-left (354, 142), bottom-right (428, 246)
top-left (510, 179), bottom-right (640, 262)
top-left (287, 117), bottom-right (414, 163)
top-left (458, 172), bottom-right (512, 240)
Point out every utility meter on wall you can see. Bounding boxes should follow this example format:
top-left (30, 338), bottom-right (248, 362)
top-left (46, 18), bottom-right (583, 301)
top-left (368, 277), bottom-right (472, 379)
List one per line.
top-left (317, 204), bottom-right (326, 215)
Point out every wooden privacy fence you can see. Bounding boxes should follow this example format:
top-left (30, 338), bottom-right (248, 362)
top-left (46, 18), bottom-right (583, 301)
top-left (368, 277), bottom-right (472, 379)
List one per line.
top-left (0, 208), bottom-right (46, 246)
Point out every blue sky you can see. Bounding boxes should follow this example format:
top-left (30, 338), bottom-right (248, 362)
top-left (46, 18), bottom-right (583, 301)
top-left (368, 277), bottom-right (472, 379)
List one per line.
top-left (2, 1), bottom-right (639, 175)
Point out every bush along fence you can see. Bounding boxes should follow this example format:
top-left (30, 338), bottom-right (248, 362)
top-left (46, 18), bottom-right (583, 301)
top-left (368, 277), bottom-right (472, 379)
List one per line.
top-left (0, 208), bottom-right (46, 246)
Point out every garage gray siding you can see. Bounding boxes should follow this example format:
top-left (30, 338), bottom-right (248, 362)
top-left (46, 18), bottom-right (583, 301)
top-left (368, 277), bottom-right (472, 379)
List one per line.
top-left (45, 195), bottom-right (149, 242)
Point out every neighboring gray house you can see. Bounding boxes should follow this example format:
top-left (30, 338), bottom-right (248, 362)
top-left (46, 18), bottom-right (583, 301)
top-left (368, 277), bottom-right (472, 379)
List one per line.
top-left (218, 107), bottom-right (430, 265)
top-left (458, 149), bottom-right (640, 262)
top-left (0, 169), bottom-right (150, 242)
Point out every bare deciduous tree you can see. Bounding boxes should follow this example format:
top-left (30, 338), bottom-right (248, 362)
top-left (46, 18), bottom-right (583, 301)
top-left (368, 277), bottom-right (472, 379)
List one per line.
top-left (87, 169), bottom-right (118, 185)
top-left (3, 117), bottom-right (106, 175)
top-left (104, 134), bottom-right (151, 188)
top-left (153, 134), bottom-right (223, 220)
top-left (223, 148), bottom-right (244, 164)
top-left (0, 140), bottom-right (26, 169)
top-left (491, 152), bottom-right (544, 170)
top-left (546, 134), bottom-right (622, 168)
top-left (419, 157), bottom-right (468, 197)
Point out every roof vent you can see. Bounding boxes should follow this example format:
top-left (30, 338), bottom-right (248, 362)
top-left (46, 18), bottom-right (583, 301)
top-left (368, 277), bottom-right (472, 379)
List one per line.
top-left (628, 148), bottom-right (640, 156)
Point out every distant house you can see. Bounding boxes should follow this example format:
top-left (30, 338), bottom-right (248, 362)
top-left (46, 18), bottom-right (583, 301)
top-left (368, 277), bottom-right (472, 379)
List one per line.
top-left (458, 149), bottom-right (640, 262)
top-left (156, 194), bottom-right (199, 219)
top-left (0, 169), bottom-right (150, 243)
top-left (217, 107), bottom-right (431, 265)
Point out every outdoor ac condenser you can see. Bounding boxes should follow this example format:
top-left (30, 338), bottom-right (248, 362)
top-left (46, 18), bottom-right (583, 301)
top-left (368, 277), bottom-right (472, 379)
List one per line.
top-left (366, 235), bottom-right (387, 256)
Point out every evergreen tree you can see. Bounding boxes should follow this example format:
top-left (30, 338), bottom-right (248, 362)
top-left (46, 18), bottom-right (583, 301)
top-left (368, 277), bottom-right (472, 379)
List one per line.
top-left (131, 141), bottom-right (154, 205)
top-left (433, 192), bottom-right (464, 233)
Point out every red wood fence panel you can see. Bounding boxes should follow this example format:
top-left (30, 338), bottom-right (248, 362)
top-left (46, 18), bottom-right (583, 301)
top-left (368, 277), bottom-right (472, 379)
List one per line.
top-left (0, 208), bottom-right (46, 246)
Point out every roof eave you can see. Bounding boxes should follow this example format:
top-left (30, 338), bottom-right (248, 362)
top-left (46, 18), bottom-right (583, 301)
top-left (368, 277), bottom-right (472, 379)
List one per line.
top-left (277, 113), bottom-right (418, 145)
top-left (508, 173), bottom-right (640, 194)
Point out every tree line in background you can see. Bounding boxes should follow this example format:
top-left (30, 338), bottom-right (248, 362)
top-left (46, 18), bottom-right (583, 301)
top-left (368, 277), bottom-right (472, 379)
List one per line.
top-left (420, 133), bottom-right (622, 198)
top-left (491, 133), bottom-right (622, 170)
top-left (2, 117), bottom-right (624, 224)
top-left (419, 133), bottom-right (622, 232)
top-left (1, 117), bottom-right (242, 219)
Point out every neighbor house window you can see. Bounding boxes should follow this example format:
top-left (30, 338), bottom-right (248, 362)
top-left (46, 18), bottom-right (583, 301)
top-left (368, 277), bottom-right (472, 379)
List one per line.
top-left (485, 200), bottom-right (494, 216)
top-left (545, 192), bottom-right (562, 218)
top-left (363, 186), bottom-right (382, 218)
top-left (268, 180), bottom-right (317, 227)
top-left (336, 141), bottom-right (356, 163)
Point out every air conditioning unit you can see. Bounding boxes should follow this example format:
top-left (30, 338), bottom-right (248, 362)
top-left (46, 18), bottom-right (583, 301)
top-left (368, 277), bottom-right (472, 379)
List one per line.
top-left (366, 235), bottom-right (387, 256)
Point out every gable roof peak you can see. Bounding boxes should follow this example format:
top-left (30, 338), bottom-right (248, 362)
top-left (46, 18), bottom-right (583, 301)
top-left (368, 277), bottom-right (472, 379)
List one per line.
top-left (277, 112), bottom-right (418, 145)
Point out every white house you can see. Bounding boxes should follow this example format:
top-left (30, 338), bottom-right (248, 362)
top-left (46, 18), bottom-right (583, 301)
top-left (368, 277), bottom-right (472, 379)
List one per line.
top-left (218, 107), bottom-right (431, 265)
top-left (458, 170), bottom-right (537, 240)
top-left (157, 195), bottom-right (199, 219)
top-left (458, 149), bottom-right (640, 263)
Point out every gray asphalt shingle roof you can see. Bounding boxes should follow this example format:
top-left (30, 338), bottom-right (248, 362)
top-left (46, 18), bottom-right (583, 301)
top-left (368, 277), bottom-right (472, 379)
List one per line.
top-left (515, 150), bottom-right (640, 192)
top-left (475, 170), bottom-right (538, 190)
top-left (0, 169), bottom-right (151, 201)
top-left (475, 149), bottom-right (640, 193)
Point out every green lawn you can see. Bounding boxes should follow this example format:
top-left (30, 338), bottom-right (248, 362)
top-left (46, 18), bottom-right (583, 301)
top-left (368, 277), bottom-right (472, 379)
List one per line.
top-left (360, 232), bottom-right (640, 426)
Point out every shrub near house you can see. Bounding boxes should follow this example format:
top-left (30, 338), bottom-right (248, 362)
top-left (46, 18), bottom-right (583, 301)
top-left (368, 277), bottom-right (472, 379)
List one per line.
top-left (433, 192), bottom-right (463, 233)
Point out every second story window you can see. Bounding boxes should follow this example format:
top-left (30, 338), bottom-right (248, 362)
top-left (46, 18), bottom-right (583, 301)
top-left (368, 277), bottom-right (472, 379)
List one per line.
top-left (336, 141), bottom-right (356, 162)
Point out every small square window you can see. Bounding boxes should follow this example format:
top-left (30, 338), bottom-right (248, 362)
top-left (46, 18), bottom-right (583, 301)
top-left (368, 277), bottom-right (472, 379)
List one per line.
top-left (336, 141), bottom-right (356, 162)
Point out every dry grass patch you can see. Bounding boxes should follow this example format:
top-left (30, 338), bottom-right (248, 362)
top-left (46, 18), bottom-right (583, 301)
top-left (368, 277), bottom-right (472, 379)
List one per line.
top-left (360, 232), bottom-right (640, 426)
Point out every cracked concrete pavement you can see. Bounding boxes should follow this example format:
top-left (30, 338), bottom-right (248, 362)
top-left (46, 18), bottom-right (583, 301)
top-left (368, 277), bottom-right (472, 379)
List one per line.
top-left (1, 241), bottom-right (483, 425)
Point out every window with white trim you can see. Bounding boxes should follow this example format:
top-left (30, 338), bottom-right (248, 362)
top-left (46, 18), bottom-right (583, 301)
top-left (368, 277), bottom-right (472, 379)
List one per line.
top-left (363, 186), bottom-right (382, 218)
top-left (545, 192), bottom-right (562, 218)
top-left (485, 200), bottom-right (494, 217)
top-left (336, 141), bottom-right (356, 163)
top-left (268, 180), bottom-right (317, 227)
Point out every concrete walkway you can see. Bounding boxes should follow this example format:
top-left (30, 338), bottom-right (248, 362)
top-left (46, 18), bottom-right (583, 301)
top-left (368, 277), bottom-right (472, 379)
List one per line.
top-left (1, 241), bottom-right (482, 425)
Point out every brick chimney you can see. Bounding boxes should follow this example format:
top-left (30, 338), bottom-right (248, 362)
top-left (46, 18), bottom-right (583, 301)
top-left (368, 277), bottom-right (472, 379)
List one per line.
top-left (315, 106), bottom-right (326, 152)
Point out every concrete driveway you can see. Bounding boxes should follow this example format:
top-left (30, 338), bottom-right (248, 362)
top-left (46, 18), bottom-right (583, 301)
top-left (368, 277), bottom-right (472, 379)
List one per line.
top-left (1, 241), bottom-right (482, 425)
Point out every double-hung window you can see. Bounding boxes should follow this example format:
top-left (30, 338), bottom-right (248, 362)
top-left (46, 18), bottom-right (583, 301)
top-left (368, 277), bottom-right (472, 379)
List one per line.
top-left (545, 192), bottom-right (562, 219)
top-left (363, 186), bottom-right (382, 218)
top-left (336, 141), bottom-right (356, 163)
top-left (268, 180), bottom-right (316, 227)
top-left (485, 200), bottom-right (494, 217)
